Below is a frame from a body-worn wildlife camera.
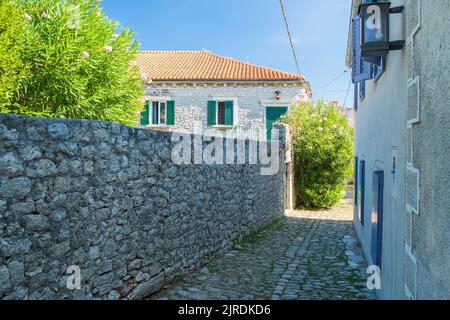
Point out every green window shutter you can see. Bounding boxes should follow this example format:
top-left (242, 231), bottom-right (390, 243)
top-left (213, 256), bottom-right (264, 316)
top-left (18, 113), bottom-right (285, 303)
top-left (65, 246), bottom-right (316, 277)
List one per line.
top-left (140, 102), bottom-right (150, 125)
top-left (207, 101), bottom-right (217, 126)
top-left (166, 100), bottom-right (175, 125)
top-left (224, 101), bottom-right (234, 126)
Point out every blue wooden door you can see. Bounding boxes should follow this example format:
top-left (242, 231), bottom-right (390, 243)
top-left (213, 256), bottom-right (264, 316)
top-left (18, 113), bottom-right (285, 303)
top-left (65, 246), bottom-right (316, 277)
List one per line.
top-left (371, 170), bottom-right (384, 267)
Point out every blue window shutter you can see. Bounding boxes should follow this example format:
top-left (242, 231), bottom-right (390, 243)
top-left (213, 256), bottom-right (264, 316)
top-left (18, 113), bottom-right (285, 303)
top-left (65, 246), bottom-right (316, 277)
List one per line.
top-left (352, 16), bottom-right (373, 83)
top-left (373, 56), bottom-right (387, 78)
top-left (360, 81), bottom-right (366, 99)
top-left (354, 83), bottom-right (359, 111)
top-left (359, 60), bottom-right (372, 82)
top-left (351, 16), bottom-right (361, 83)
top-left (354, 157), bottom-right (359, 207)
top-left (364, 56), bottom-right (381, 66)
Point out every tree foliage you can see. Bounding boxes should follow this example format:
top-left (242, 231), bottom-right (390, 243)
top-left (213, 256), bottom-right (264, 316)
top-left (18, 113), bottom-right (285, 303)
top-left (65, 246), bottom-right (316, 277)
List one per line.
top-left (0, 0), bottom-right (144, 126)
top-left (282, 101), bottom-right (354, 209)
top-left (0, 0), bottom-right (29, 110)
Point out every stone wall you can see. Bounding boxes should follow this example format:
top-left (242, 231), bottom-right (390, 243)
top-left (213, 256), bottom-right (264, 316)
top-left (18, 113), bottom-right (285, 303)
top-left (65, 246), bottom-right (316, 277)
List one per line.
top-left (0, 113), bottom-right (286, 300)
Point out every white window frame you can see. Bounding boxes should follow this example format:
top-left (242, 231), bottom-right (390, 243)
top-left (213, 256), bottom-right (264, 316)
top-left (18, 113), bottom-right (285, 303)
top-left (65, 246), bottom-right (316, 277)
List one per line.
top-left (210, 95), bottom-right (238, 127)
top-left (215, 101), bottom-right (231, 126)
top-left (145, 96), bottom-right (172, 127)
top-left (151, 101), bottom-right (167, 126)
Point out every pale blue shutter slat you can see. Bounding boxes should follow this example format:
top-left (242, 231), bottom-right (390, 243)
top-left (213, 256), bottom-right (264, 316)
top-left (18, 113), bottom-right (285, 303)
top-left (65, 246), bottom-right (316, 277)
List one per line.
top-left (351, 16), bottom-right (360, 83)
top-left (354, 83), bottom-right (358, 111)
top-left (352, 16), bottom-right (373, 83)
top-left (360, 81), bottom-right (366, 99)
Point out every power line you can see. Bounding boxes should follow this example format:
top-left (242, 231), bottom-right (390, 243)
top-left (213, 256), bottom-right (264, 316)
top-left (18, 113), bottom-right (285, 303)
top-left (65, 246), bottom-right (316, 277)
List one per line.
top-left (316, 89), bottom-right (355, 93)
top-left (279, 0), bottom-right (301, 75)
top-left (343, 77), bottom-right (353, 107)
top-left (317, 69), bottom-right (350, 90)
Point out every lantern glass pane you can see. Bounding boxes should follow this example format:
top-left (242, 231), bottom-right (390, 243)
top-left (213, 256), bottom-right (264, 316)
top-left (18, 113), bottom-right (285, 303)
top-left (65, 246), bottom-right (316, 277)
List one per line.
top-left (363, 4), bottom-right (388, 43)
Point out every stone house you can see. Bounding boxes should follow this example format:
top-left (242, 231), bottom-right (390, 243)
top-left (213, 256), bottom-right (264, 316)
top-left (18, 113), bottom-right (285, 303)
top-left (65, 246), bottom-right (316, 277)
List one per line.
top-left (347, 0), bottom-right (449, 299)
top-left (135, 50), bottom-right (311, 139)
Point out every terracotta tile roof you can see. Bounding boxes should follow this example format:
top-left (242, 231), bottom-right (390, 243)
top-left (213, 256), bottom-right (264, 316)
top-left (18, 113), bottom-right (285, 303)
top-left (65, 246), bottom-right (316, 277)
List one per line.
top-left (136, 51), bottom-right (304, 82)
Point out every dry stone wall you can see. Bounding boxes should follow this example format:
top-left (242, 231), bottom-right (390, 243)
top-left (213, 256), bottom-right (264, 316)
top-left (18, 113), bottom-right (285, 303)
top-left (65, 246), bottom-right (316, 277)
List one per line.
top-left (0, 113), bottom-right (285, 300)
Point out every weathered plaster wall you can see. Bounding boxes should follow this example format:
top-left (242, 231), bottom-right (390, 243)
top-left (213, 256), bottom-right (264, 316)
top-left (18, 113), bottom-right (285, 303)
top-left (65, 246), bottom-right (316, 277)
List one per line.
top-left (0, 113), bottom-right (286, 300)
top-left (405, 0), bottom-right (450, 300)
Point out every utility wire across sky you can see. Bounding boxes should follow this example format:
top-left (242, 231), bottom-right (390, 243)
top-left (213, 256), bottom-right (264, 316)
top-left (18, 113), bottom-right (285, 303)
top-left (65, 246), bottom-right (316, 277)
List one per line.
top-left (279, 0), bottom-right (301, 76)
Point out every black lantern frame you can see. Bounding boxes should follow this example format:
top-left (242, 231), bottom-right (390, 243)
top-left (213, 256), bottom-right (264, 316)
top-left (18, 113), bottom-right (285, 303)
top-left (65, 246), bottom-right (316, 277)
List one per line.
top-left (359, 2), bottom-right (391, 57)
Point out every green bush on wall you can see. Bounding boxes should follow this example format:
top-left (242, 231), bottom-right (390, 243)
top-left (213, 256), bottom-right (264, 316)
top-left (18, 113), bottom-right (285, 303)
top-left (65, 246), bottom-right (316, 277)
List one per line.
top-left (282, 101), bottom-right (354, 209)
top-left (0, 0), bottom-right (144, 126)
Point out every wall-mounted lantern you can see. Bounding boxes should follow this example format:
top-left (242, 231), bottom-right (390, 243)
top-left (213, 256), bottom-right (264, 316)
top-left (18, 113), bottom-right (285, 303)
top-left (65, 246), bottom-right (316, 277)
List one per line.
top-left (359, 1), bottom-right (391, 57)
top-left (358, 1), bottom-right (405, 58)
top-left (275, 91), bottom-right (282, 100)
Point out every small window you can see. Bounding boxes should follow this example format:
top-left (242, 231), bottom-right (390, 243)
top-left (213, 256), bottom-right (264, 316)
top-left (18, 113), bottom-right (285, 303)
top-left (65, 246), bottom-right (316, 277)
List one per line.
top-left (140, 100), bottom-right (175, 126)
top-left (207, 100), bottom-right (234, 126)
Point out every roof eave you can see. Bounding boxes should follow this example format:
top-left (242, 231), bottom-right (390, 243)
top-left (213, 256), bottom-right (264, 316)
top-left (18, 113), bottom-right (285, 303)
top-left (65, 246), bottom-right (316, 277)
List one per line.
top-left (346, 0), bottom-right (362, 68)
top-left (147, 79), bottom-right (305, 83)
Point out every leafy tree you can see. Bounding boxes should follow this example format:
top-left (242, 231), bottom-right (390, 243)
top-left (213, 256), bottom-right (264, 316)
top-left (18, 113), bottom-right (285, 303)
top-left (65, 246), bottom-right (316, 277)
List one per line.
top-left (282, 101), bottom-right (354, 209)
top-left (0, 0), bottom-right (29, 110)
top-left (0, 0), bottom-right (144, 126)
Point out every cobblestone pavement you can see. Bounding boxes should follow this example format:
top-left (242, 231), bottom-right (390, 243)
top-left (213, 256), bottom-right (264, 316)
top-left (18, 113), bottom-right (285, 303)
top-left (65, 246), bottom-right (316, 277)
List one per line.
top-left (151, 196), bottom-right (376, 300)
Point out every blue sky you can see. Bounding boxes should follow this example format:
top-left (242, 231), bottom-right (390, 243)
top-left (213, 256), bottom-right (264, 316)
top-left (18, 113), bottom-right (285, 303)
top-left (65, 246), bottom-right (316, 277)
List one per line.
top-left (102, 0), bottom-right (353, 107)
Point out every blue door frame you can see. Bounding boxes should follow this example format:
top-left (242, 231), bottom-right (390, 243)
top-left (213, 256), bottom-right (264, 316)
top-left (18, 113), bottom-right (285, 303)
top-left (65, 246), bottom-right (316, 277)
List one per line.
top-left (371, 170), bottom-right (384, 267)
top-left (358, 160), bottom-right (366, 225)
top-left (354, 157), bottom-right (359, 208)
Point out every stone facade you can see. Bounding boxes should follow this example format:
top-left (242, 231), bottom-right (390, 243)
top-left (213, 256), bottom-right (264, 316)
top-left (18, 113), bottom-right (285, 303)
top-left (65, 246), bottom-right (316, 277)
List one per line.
top-left (0, 113), bottom-right (286, 300)
top-left (142, 82), bottom-right (308, 137)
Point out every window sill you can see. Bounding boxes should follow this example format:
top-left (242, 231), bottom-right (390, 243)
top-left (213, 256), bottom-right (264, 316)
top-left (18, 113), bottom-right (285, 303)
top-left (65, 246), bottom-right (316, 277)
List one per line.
top-left (145, 124), bottom-right (174, 128)
top-left (210, 125), bottom-right (236, 129)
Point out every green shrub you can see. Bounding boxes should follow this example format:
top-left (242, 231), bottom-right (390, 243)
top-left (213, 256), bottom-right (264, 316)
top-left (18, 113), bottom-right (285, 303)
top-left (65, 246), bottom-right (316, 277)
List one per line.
top-left (282, 101), bottom-right (354, 209)
top-left (0, 0), bottom-right (144, 126)
top-left (0, 0), bottom-right (29, 110)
